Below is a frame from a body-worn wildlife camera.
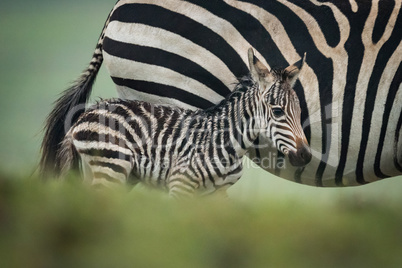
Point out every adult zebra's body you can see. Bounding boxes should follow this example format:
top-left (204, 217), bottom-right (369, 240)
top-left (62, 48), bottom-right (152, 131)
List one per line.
top-left (56, 50), bottom-right (310, 196)
top-left (41, 0), bottom-right (401, 186)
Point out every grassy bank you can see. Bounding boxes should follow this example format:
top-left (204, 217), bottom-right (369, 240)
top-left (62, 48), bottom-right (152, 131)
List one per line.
top-left (1, 175), bottom-right (402, 268)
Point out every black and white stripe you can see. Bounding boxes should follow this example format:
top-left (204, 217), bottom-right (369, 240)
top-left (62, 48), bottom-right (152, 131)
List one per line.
top-left (56, 50), bottom-right (310, 196)
top-left (41, 0), bottom-right (401, 187)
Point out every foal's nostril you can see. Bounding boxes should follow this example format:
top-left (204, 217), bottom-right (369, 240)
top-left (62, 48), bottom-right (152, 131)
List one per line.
top-left (287, 143), bottom-right (312, 167)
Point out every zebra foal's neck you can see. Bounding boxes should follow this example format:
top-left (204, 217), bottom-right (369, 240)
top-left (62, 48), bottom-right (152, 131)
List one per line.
top-left (195, 82), bottom-right (262, 155)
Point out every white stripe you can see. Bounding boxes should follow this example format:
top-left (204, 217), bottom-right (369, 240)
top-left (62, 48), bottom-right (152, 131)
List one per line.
top-left (105, 19), bottom-right (235, 93)
top-left (349, 0), bottom-right (358, 13)
top-left (345, 0), bottom-right (401, 178)
top-left (366, 42), bottom-right (401, 179)
top-left (116, 84), bottom-right (198, 110)
top-left (90, 155), bottom-right (132, 174)
top-left (90, 164), bottom-right (127, 183)
top-left (112, 0), bottom-right (264, 70)
top-left (103, 50), bottom-right (223, 104)
top-left (73, 119), bottom-right (135, 150)
top-left (73, 139), bottom-right (133, 156)
top-left (378, 41), bottom-right (402, 177)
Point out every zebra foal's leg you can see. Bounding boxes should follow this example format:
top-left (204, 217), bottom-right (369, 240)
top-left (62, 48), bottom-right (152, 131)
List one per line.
top-left (80, 154), bottom-right (132, 189)
top-left (167, 171), bottom-right (200, 199)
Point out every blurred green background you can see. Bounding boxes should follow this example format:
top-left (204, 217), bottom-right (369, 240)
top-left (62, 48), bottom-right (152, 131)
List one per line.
top-left (0, 1), bottom-right (401, 267)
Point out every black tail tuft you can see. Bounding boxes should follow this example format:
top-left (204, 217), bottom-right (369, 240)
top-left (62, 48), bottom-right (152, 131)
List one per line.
top-left (40, 54), bottom-right (102, 179)
top-left (39, 6), bottom-right (114, 179)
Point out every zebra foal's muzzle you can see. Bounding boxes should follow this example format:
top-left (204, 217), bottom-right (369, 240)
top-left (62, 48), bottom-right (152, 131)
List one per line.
top-left (287, 138), bottom-right (312, 167)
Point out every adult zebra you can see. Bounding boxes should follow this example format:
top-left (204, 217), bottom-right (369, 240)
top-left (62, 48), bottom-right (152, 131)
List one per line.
top-left (41, 0), bottom-right (402, 187)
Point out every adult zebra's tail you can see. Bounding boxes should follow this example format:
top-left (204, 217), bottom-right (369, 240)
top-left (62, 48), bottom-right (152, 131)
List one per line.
top-left (39, 49), bottom-right (102, 178)
top-left (39, 13), bottom-right (112, 178)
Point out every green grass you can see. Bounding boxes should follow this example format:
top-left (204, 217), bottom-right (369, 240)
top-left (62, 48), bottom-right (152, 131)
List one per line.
top-left (1, 175), bottom-right (402, 268)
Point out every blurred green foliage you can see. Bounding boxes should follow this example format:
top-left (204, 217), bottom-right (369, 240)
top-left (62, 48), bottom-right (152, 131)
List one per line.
top-left (1, 176), bottom-right (402, 268)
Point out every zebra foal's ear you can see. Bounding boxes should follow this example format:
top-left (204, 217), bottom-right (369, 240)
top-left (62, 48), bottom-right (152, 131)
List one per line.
top-left (248, 48), bottom-right (271, 84)
top-left (284, 52), bottom-right (306, 87)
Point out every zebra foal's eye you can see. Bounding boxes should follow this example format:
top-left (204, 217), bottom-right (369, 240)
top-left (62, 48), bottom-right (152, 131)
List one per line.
top-left (272, 107), bottom-right (284, 118)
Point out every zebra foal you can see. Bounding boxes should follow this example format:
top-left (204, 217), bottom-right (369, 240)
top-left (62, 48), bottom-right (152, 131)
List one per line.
top-left (56, 49), bottom-right (311, 197)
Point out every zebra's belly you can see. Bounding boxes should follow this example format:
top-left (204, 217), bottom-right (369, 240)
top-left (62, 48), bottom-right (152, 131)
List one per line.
top-left (130, 154), bottom-right (243, 195)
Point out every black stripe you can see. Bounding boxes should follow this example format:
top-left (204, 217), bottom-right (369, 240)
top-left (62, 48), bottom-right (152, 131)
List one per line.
top-left (205, 164), bottom-right (216, 185)
top-left (158, 110), bottom-right (181, 181)
top-left (169, 184), bottom-right (194, 195)
top-left (207, 117), bottom-right (224, 178)
top-left (110, 3), bottom-right (248, 79)
top-left (287, 0), bottom-right (341, 48)
top-left (215, 122), bottom-right (227, 168)
top-left (374, 62), bottom-right (402, 178)
top-left (272, 132), bottom-right (294, 141)
top-left (74, 130), bottom-right (130, 151)
top-left (228, 100), bottom-right (239, 145)
top-left (176, 117), bottom-right (200, 156)
top-left (104, 102), bottom-right (132, 119)
top-left (250, 137), bottom-right (261, 167)
top-left (372, 0), bottom-right (396, 44)
top-left (103, 37), bottom-right (231, 98)
top-left (177, 139), bottom-right (195, 165)
top-left (112, 77), bottom-right (214, 109)
top-left (194, 120), bottom-right (211, 186)
top-left (78, 112), bottom-right (123, 132)
top-left (120, 101), bottom-right (151, 151)
top-left (395, 111), bottom-right (402, 172)
top-left (149, 106), bottom-right (167, 179)
top-left (166, 117), bottom-right (188, 176)
top-left (224, 116), bottom-right (236, 167)
top-left (168, 176), bottom-right (197, 190)
top-left (356, 11), bottom-right (402, 183)
top-left (187, 0), bottom-right (287, 67)
top-left (93, 172), bottom-right (124, 184)
top-left (181, 172), bottom-right (200, 186)
top-left (236, 98), bottom-right (248, 151)
top-left (89, 160), bottom-right (128, 176)
top-left (335, 4), bottom-right (372, 186)
top-left (225, 163), bottom-right (243, 178)
top-left (78, 148), bottom-right (131, 163)
top-left (194, 156), bottom-right (207, 188)
top-left (187, 163), bottom-right (200, 180)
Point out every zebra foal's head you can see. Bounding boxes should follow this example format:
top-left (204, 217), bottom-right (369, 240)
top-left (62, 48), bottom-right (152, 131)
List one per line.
top-left (248, 48), bottom-right (312, 167)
